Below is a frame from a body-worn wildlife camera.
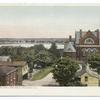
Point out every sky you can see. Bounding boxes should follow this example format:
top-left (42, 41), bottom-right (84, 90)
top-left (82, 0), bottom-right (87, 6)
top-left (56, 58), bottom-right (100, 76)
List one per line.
top-left (0, 5), bottom-right (100, 38)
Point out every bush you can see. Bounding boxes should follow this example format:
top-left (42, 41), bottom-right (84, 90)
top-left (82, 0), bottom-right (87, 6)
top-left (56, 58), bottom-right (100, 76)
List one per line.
top-left (52, 57), bottom-right (81, 86)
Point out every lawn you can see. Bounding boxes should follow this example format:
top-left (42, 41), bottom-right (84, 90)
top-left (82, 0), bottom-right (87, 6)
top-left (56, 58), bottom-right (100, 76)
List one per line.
top-left (32, 67), bottom-right (54, 81)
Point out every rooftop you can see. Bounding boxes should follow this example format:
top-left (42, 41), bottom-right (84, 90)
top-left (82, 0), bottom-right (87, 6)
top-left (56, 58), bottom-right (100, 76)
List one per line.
top-left (0, 66), bottom-right (17, 76)
top-left (0, 56), bottom-right (11, 62)
top-left (76, 64), bottom-right (99, 79)
top-left (0, 61), bottom-right (27, 67)
top-left (64, 42), bottom-right (76, 52)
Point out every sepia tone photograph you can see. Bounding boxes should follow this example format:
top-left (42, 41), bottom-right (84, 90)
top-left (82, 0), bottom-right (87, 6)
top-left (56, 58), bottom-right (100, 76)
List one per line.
top-left (0, 3), bottom-right (100, 88)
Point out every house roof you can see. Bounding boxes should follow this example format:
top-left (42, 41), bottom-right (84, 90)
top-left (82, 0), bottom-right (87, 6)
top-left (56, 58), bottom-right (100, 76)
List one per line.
top-left (64, 42), bottom-right (76, 52)
top-left (0, 56), bottom-right (11, 62)
top-left (12, 61), bottom-right (27, 66)
top-left (76, 64), bottom-right (99, 79)
top-left (0, 66), bottom-right (17, 76)
top-left (0, 61), bottom-right (27, 67)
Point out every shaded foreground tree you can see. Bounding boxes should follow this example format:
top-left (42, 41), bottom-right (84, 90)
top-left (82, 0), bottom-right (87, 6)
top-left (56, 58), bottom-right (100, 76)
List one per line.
top-left (52, 57), bottom-right (81, 86)
top-left (88, 52), bottom-right (100, 74)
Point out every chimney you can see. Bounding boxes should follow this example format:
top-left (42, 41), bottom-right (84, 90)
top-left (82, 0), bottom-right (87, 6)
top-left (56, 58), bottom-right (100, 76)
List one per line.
top-left (88, 30), bottom-right (91, 32)
top-left (95, 29), bottom-right (99, 43)
top-left (69, 35), bottom-right (72, 42)
top-left (80, 29), bottom-right (82, 38)
top-left (95, 29), bottom-right (99, 33)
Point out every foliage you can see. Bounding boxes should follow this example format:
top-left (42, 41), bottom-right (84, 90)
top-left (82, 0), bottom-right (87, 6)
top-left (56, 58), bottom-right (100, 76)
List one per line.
top-left (52, 57), bottom-right (81, 86)
top-left (49, 42), bottom-right (60, 58)
top-left (88, 52), bottom-right (100, 74)
top-left (33, 44), bottom-right (46, 54)
top-left (0, 45), bottom-right (56, 71)
top-left (33, 50), bottom-right (56, 68)
top-left (0, 46), bottom-right (36, 71)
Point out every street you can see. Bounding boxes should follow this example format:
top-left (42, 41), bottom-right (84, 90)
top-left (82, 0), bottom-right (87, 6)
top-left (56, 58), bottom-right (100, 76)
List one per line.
top-left (22, 73), bottom-right (59, 86)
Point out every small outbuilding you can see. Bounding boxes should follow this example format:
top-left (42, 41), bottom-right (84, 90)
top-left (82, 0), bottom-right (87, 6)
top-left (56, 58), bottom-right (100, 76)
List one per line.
top-left (76, 64), bottom-right (100, 86)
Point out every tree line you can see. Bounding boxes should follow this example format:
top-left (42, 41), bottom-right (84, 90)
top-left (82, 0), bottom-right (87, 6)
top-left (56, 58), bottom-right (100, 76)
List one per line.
top-left (0, 43), bottom-right (60, 70)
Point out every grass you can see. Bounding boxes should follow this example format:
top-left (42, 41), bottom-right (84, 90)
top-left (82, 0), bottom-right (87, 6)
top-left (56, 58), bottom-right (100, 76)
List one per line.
top-left (32, 67), bottom-right (54, 81)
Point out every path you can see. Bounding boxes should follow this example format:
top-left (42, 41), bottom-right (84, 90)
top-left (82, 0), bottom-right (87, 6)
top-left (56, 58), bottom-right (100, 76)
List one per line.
top-left (22, 73), bottom-right (59, 86)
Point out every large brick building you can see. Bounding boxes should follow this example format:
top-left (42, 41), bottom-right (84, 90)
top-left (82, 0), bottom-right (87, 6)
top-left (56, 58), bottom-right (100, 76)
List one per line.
top-left (0, 61), bottom-right (29, 86)
top-left (0, 66), bottom-right (17, 86)
top-left (63, 29), bottom-right (100, 61)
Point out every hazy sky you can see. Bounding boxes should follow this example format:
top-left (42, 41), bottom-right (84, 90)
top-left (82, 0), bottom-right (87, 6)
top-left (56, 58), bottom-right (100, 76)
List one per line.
top-left (0, 6), bottom-right (100, 38)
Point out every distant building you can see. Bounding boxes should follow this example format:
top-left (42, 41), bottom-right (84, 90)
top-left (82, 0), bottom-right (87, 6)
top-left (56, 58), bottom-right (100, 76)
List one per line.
top-left (0, 56), bottom-right (11, 62)
top-left (76, 64), bottom-right (100, 86)
top-left (63, 36), bottom-right (76, 59)
top-left (0, 66), bottom-right (17, 86)
top-left (63, 29), bottom-right (100, 61)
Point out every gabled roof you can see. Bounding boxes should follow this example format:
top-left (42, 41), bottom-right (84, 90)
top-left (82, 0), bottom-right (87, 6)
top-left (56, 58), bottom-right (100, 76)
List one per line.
top-left (64, 42), bottom-right (76, 52)
top-left (0, 56), bottom-right (11, 62)
top-left (0, 66), bottom-right (17, 76)
top-left (76, 64), bottom-right (99, 79)
top-left (0, 61), bottom-right (27, 67)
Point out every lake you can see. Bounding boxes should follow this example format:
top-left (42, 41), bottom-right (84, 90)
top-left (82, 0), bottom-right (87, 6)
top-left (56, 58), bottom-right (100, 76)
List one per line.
top-left (0, 43), bottom-right (64, 49)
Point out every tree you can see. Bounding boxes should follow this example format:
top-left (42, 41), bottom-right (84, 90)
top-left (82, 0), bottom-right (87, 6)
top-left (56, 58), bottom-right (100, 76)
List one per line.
top-left (0, 46), bottom-right (12, 55)
top-left (88, 52), bottom-right (100, 86)
top-left (52, 57), bottom-right (80, 86)
top-left (33, 50), bottom-right (56, 68)
top-left (49, 42), bottom-right (60, 58)
top-left (33, 44), bottom-right (46, 54)
top-left (88, 52), bottom-right (100, 74)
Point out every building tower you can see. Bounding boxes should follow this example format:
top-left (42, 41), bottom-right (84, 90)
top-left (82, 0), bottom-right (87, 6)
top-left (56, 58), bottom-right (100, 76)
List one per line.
top-left (63, 35), bottom-right (76, 59)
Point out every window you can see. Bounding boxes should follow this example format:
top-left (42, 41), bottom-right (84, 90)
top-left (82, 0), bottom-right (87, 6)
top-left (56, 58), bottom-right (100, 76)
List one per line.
top-left (82, 48), bottom-right (86, 57)
top-left (84, 38), bottom-right (94, 44)
top-left (85, 76), bottom-right (88, 82)
top-left (13, 72), bottom-right (16, 78)
top-left (87, 48), bottom-right (97, 55)
top-left (7, 81), bottom-right (9, 85)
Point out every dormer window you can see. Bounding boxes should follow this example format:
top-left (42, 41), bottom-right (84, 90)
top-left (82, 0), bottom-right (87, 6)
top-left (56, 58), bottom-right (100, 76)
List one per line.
top-left (84, 38), bottom-right (94, 44)
top-left (67, 48), bottom-right (72, 51)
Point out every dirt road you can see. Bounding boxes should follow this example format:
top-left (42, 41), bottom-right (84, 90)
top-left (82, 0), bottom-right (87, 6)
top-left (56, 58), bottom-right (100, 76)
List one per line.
top-left (22, 73), bottom-right (59, 86)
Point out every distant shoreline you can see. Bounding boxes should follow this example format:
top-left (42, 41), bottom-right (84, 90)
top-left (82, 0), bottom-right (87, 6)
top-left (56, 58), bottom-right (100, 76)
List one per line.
top-left (0, 38), bottom-right (75, 44)
top-left (0, 42), bottom-right (64, 49)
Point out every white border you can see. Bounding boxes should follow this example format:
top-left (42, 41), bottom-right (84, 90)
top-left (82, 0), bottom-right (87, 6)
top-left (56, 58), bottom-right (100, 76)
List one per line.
top-left (0, 1), bottom-right (100, 97)
top-left (0, 0), bottom-right (99, 3)
top-left (0, 97), bottom-right (100, 100)
top-left (0, 87), bottom-right (100, 96)
top-left (0, 3), bottom-right (99, 6)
